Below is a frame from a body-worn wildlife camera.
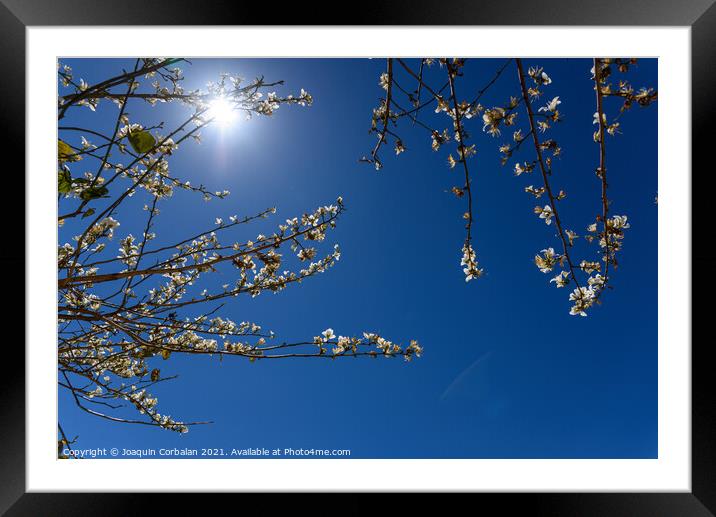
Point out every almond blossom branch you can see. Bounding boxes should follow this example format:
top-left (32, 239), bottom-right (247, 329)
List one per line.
top-left (446, 60), bottom-right (482, 281)
top-left (58, 58), bottom-right (185, 120)
top-left (593, 58), bottom-right (612, 294)
top-left (515, 59), bottom-right (582, 293)
top-left (369, 58), bottom-right (393, 169)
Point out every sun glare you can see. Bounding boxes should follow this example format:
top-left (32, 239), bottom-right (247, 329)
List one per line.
top-left (207, 97), bottom-right (237, 126)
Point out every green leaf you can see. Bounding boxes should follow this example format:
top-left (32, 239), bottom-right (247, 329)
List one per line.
top-left (58, 169), bottom-right (72, 193)
top-left (161, 349), bottom-right (171, 360)
top-left (81, 208), bottom-right (95, 219)
top-left (150, 368), bottom-right (160, 382)
top-left (128, 129), bottom-right (156, 154)
top-left (58, 139), bottom-right (81, 163)
top-left (79, 186), bottom-right (109, 201)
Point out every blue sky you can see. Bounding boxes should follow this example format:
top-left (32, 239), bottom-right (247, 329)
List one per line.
top-left (59, 58), bottom-right (658, 458)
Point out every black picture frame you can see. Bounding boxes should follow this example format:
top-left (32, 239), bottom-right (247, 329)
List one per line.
top-left (3, 1), bottom-right (712, 514)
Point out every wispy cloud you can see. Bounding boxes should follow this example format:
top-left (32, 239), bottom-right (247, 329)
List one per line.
top-left (440, 352), bottom-right (491, 401)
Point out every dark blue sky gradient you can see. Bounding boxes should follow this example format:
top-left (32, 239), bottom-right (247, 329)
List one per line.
top-left (59, 58), bottom-right (658, 458)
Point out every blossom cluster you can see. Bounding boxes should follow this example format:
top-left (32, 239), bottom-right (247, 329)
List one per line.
top-left (313, 329), bottom-right (424, 361)
top-left (461, 243), bottom-right (483, 282)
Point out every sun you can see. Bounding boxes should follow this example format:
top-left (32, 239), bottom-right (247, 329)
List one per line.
top-left (207, 97), bottom-right (238, 126)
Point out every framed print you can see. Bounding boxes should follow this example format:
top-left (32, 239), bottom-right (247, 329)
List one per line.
top-left (3, 0), bottom-right (713, 514)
